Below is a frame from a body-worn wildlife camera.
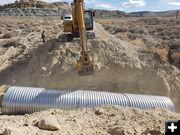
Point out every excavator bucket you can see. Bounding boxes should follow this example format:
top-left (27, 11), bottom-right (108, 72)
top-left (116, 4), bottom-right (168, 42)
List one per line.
top-left (78, 63), bottom-right (94, 76)
top-left (77, 51), bottom-right (94, 76)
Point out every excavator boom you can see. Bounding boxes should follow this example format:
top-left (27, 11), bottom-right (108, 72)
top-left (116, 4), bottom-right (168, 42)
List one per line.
top-left (72, 0), bottom-right (94, 75)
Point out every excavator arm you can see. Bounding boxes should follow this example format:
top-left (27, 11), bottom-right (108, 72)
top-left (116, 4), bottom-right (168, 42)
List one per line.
top-left (72, 0), bottom-right (94, 75)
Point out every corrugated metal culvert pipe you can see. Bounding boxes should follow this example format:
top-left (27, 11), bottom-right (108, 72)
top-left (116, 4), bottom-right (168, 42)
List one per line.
top-left (1, 86), bottom-right (175, 115)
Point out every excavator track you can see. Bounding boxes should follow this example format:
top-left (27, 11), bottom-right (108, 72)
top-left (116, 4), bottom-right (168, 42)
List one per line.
top-left (58, 33), bottom-right (74, 42)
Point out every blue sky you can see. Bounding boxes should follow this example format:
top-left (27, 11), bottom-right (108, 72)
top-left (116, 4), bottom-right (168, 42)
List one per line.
top-left (0, 0), bottom-right (180, 12)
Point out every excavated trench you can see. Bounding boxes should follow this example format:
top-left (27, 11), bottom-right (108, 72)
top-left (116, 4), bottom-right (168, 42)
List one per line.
top-left (0, 22), bottom-right (179, 112)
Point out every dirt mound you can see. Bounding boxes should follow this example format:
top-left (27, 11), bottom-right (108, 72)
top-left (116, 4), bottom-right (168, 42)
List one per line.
top-left (0, 38), bottom-right (168, 92)
top-left (0, 105), bottom-right (180, 135)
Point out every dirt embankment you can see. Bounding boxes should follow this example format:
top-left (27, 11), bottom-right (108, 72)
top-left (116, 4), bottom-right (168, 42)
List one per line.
top-left (96, 18), bottom-right (180, 112)
top-left (0, 106), bottom-right (180, 135)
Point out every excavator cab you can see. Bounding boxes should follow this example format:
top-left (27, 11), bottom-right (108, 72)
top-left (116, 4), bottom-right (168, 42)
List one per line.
top-left (84, 11), bottom-right (95, 39)
top-left (84, 11), bottom-right (94, 31)
top-left (59, 10), bottom-right (95, 41)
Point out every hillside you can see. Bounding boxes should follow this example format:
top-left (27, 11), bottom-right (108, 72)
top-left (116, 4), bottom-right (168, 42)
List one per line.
top-left (0, 0), bottom-right (70, 16)
top-left (91, 9), bottom-right (128, 18)
top-left (129, 10), bottom-right (180, 17)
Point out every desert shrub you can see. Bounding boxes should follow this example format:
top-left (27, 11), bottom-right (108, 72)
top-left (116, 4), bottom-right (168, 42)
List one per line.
top-left (3, 40), bottom-right (18, 48)
top-left (136, 28), bottom-right (144, 34)
top-left (176, 20), bottom-right (180, 24)
top-left (171, 52), bottom-right (180, 67)
top-left (142, 37), bottom-right (148, 43)
top-left (128, 33), bottom-right (138, 40)
top-left (169, 29), bottom-right (180, 37)
top-left (128, 27), bottom-right (144, 34)
top-left (6, 24), bottom-right (12, 28)
top-left (19, 25), bottom-right (26, 29)
top-left (153, 48), bottom-right (169, 63)
top-left (2, 33), bottom-right (12, 39)
top-left (104, 25), bottom-right (111, 31)
top-left (155, 26), bottom-right (164, 31)
top-left (149, 30), bottom-right (156, 34)
top-left (113, 27), bottom-right (127, 34)
top-left (169, 40), bottom-right (180, 49)
top-left (144, 18), bottom-right (160, 25)
top-left (162, 36), bottom-right (168, 40)
top-left (129, 28), bottom-right (136, 33)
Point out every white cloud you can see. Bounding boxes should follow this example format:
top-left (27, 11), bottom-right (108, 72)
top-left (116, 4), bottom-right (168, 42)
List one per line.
top-left (160, 0), bottom-right (180, 6)
top-left (95, 3), bottom-right (112, 9)
top-left (168, 2), bottom-right (180, 5)
top-left (85, 0), bottom-right (96, 2)
top-left (122, 0), bottom-right (146, 7)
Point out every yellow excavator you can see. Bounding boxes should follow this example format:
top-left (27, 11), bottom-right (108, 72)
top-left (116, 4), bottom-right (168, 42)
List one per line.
top-left (58, 0), bottom-right (95, 76)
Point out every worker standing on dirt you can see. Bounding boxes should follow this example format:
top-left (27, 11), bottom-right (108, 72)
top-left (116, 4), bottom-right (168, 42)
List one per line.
top-left (41, 30), bottom-right (46, 43)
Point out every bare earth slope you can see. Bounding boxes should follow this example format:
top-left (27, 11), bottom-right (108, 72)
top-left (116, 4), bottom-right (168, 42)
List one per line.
top-left (0, 20), bottom-right (175, 96)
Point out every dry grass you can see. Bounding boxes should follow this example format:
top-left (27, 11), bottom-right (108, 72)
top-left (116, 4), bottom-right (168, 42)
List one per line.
top-left (153, 48), bottom-right (169, 63)
top-left (97, 17), bottom-right (180, 67)
top-left (171, 52), bottom-right (180, 67)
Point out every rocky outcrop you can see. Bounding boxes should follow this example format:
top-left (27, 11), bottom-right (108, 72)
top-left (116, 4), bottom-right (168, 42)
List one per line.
top-left (129, 10), bottom-right (180, 17)
top-left (92, 9), bottom-right (128, 18)
top-left (1, 0), bottom-right (70, 10)
top-left (0, 0), bottom-right (70, 16)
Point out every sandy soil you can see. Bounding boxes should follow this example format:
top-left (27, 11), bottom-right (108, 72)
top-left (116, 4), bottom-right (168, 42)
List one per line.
top-left (0, 106), bottom-right (180, 135)
top-left (0, 16), bottom-right (180, 135)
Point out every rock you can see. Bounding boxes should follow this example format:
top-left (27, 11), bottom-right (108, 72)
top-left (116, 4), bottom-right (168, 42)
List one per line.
top-left (144, 129), bottom-right (162, 135)
top-left (108, 127), bottom-right (126, 135)
top-left (94, 108), bottom-right (105, 115)
top-left (2, 33), bottom-right (12, 39)
top-left (37, 115), bottom-right (60, 131)
top-left (3, 40), bottom-right (18, 48)
top-left (0, 93), bottom-right (5, 107)
top-left (3, 127), bottom-right (23, 135)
